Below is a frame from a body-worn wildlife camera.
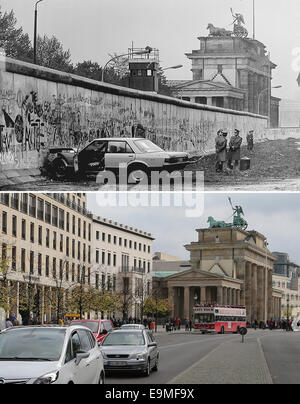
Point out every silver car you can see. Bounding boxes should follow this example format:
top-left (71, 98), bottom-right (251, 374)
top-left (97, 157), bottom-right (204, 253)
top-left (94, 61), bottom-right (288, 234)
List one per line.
top-left (0, 326), bottom-right (105, 384)
top-left (120, 324), bottom-right (146, 330)
top-left (100, 329), bottom-right (159, 376)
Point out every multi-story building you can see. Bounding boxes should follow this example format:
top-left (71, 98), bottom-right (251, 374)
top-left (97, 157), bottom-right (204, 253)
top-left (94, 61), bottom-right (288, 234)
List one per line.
top-left (0, 193), bottom-right (93, 324)
top-left (92, 216), bottom-right (154, 319)
top-left (0, 193), bottom-right (154, 324)
top-left (168, 35), bottom-right (280, 127)
top-left (272, 252), bottom-right (300, 318)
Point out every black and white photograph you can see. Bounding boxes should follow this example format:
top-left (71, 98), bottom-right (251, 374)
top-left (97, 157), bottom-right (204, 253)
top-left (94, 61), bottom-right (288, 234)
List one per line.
top-left (1, 0), bottom-right (300, 389)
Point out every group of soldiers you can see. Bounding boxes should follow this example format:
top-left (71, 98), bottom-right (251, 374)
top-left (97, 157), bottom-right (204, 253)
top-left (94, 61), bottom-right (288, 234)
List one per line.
top-left (215, 129), bottom-right (254, 173)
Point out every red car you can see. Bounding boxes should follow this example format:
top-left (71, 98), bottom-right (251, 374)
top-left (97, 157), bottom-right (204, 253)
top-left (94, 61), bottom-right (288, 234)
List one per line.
top-left (70, 319), bottom-right (114, 343)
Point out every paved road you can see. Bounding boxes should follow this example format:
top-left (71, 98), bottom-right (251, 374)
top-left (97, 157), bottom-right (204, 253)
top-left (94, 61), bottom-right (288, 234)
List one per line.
top-left (260, 331), bottom-right (300, 384)
top-left (106, 332), bottom-right (245, 385)
top-left (105, 330), bottom-right (300, 384)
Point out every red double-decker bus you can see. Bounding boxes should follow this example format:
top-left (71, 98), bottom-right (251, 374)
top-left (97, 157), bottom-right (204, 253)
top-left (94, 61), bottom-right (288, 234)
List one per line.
top-left (193, 305), bottom-right (247, 334)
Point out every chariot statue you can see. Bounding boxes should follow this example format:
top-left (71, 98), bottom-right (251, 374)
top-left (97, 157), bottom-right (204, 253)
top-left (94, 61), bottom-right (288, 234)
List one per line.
top-left (230, 8), bottom-right (248, 38)
top-left (207, 198), bottom-right (248, 230)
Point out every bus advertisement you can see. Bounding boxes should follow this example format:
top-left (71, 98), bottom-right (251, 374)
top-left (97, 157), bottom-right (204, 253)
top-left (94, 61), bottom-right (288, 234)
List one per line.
top-left (193, 305), bottom-right (247, 334)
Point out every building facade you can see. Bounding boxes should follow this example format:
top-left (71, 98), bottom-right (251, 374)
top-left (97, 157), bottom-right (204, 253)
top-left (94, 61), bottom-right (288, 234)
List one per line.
top-left (154, 227), bottom-right (282, 323)
top-left (0, 193), bottom-right (154, 323)
top-left (169, 36), bottom-right (280, 127)
top-left (92, 215), bottom-right (154, 319)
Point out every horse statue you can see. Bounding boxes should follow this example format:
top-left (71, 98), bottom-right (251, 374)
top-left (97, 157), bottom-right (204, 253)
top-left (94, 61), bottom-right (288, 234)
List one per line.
top-left (207, 216), bottom-right (232, 229)
top-left (207, 24), bottom-right (232, 38)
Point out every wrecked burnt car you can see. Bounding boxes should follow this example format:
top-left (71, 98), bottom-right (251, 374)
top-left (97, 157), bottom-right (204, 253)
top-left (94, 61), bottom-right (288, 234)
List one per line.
top-left (46, 138), bottom-right (193, 182)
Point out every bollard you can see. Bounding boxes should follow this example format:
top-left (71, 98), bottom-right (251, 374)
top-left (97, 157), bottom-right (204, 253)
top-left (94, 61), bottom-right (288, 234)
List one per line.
top-left (239, 327), bottom-right (247, 343)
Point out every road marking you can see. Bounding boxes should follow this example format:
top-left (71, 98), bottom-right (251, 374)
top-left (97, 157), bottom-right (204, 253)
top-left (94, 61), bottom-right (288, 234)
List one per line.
top-left (160, 335), bottom-right (236, 350)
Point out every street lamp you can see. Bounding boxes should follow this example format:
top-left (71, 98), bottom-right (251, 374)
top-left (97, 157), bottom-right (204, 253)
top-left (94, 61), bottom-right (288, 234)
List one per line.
top-left (34, 0), bottom-right (44, 64)
top-left (257, 85), bottom-right (282, 121)
top-left (101, 46), bottom-right (153, 82)
top-left (286, 295), bottom-right (290, 331)
top-left (161, 65), bottom-right (183, 72)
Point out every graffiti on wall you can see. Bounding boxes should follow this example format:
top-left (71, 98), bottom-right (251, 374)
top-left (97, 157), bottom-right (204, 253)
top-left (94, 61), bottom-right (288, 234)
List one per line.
top-left (0, 87), bottom-right (207, 169)
top-left (0, 78), bottom-right (267, 170)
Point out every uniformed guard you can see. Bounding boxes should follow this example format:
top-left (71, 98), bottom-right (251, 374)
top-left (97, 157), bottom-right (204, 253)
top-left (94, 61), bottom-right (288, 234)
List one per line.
top-left (215, 129), bottom-right (227, 172)
top-left (228, 129), bottom-right (243, 170)
top-left (247, 130), bottom-right (254, 151)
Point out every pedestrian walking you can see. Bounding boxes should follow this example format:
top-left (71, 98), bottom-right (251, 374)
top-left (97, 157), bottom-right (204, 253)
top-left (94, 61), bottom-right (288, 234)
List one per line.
top-left (228, 129), bottom-right (243, 170)
top-left (189, 319), bottom-right (193, 332)
top-left (247, 130), bottom-right (254, 151)
top-left (215, 129), bottom-right (228, 172)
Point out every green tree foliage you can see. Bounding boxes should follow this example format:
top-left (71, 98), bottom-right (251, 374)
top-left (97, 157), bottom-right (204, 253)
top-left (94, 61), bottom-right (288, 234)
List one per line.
top-left (143, 296), bottom-right (172, 318)
top-left (74, 60), bottom-right (103, 81)
top-left (36, 35), bottom-right (73, 72)
top-left (0, 7), bottom-right (32, 62)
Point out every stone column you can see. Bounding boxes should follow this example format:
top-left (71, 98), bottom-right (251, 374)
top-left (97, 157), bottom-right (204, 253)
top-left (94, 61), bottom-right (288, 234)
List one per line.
top-left (184, 287), bottom-right (190, 320)
top-left (223, 288), bottom-right (228, 305)
top-left (168, 287), bottom-right (175, 318)
top-left (217, 286), bottom-right (223, 305)
top-left (237, 289), bottom-right (241, 306)
top-left (245, 262), bottom-right (252, 322)
top-left (257, 266), bottom-right (264, 322)
top-left (252, 264), bottom-right (258, 322)
top-left (268, 269), bottom-right (273, 320)
top-left (236, 261), bottom-right (246, 305)
top-left (200, 287), bottom-right (207, 304)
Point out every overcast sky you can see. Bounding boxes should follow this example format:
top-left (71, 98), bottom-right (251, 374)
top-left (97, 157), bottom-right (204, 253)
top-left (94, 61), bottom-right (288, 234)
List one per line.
top-left (86, 192), bottom-right (300, 264)
top-left (1, 0), bottom-right (300, 100)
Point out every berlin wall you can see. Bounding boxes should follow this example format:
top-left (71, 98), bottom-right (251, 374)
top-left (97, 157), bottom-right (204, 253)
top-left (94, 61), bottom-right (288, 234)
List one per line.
top-left (0, 56), bottom-right (268, 171)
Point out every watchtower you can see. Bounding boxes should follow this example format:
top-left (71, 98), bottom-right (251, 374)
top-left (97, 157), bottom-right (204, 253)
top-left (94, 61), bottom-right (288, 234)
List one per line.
top-left (128, 47), bottom-right (159, 92)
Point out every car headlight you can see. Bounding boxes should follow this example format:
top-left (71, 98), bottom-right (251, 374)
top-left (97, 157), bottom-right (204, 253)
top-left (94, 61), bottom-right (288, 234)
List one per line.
top-left (136, 352), bottom-right (148, 360)
top-left (33, 371), bottom-right (59, 385)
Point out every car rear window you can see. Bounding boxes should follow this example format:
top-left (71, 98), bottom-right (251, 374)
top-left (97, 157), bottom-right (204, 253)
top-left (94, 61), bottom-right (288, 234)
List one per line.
top-left (71, 321), bottom-right (99, 333)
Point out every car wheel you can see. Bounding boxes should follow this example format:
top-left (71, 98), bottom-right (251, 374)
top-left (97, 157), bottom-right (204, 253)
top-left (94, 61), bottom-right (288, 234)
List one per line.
top-left (153, 355), bottom-right (159, 372)
top-left (52, 158), bottom-right (68, 180)
top-left (143, 359), bottom-right (151, 377)
top-left (98, 371), bottom-right (105, 385)
top-left (128, 166), bottom-right (149, 185)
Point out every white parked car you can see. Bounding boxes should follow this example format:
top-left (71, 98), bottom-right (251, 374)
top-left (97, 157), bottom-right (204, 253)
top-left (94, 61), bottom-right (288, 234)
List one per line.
top-left (49, 138), bottom-right (192, 181)
top-left (0, 326), bottom-right (105, 385)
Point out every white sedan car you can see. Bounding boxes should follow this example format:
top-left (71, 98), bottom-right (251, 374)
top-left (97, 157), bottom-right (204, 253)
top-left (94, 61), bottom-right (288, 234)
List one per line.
top-left (49, 138), bottom-right (191, 181)
top-left (0, 326), bottom-right (105, 385)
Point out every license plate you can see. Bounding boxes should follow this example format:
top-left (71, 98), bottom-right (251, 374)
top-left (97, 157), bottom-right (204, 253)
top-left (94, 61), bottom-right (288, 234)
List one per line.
top-left (108, 361), bottom-right (127, 366)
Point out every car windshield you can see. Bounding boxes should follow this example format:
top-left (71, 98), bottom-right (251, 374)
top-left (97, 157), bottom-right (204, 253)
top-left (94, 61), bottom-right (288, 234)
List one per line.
top-left (0, 328), bottom-right (66, 361)
top-left (133, 139), bottom-right (164, 153)
top-left (102, 332), bottom-right (145, 346)
top-left (71, 321), bottom-right (99, 333)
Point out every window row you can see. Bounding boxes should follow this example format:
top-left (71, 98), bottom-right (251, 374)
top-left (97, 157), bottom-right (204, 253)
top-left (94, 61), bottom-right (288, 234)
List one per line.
top-left (1, 198), bottom-right (92, 241)
top-left (96, 231), bottom-right (151, 254)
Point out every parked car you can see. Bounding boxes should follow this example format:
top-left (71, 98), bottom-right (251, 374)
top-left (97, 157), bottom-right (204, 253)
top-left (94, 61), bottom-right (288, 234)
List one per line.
top-left (0, 326), bottom-right (105, 384)
top-left (48, 138), bottom-right (192, 181)
top-left (99, 329), bottom-right (159, 376)
top-left (120, 324), bottom-right (146, 330)
top-left (70, 319), bottom-right (114, 343)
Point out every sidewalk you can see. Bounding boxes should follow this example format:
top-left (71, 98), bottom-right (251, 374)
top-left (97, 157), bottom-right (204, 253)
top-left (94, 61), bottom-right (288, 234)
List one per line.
top-left (168, 333), bottom-right (273, 384)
